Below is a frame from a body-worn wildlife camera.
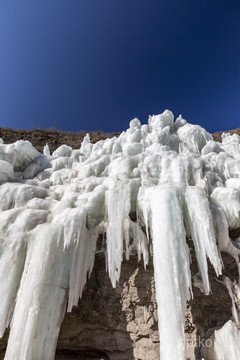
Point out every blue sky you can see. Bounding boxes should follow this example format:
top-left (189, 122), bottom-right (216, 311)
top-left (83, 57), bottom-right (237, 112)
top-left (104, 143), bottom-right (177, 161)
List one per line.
top-left (0, 0), bottom-right (239, 133)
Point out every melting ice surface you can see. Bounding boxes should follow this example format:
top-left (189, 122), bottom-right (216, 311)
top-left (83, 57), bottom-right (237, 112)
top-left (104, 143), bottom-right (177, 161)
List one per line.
top-left (0, 110), bottom-right (240, 359)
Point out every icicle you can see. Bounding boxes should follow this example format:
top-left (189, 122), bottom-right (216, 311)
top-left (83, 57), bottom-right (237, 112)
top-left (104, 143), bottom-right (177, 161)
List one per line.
top-left (0, 234), bottom-right (27, 337)
top-left (4, 225), bottom-right (68, 360)
top-left (184, 186), bottom-right (222, 294)
top-left (141, 184), bottom-right (192, 360)
top-left (129, 220), bottom-right (148, 268)
top-left (105, 177), bottom-right (131, 287)
top-left (67, 223), bottom-right (97, 311)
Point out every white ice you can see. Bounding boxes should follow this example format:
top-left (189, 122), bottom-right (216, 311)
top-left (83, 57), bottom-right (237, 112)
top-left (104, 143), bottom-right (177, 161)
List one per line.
top-left (204, 320), bottom-right (240, 360)
top-left (0, 110), bottom-right (240, 360)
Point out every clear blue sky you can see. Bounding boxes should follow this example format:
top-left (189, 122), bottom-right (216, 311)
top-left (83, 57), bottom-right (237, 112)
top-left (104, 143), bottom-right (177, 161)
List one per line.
top-left (0, 0), bottom-right (239, 133)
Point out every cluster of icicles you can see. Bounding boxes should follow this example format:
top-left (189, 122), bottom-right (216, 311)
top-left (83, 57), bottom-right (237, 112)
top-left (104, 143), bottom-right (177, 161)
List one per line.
top-left (1, 110), bottom-right (240, 360)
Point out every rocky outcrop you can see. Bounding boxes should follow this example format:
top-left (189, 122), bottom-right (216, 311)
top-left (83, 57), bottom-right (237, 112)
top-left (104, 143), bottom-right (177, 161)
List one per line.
top-left (56, 254), bottom-right (158, 360)
top-left (55, 240), bottom-right (238, 360)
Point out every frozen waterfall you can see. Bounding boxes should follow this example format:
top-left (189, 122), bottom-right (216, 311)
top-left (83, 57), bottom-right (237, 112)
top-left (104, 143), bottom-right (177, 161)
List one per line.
top-left (0, 110), bottom-right (240, 359)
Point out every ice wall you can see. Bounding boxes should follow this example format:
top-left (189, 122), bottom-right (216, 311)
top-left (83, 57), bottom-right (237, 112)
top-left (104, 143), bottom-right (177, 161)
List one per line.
top-left (0, 110), bottom-right (240, 360)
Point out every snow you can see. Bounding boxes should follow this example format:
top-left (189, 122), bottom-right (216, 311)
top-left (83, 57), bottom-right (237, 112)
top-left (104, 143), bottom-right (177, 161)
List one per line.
top-left (0, 110), bottom-right (240, 359)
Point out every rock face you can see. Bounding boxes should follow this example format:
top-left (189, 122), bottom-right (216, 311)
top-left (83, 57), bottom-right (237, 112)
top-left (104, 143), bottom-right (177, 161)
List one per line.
top-left (54, 248), bottom-right (238, 360)
top-left (56, 254), bottom-right (159, 360)
top-left (0, 126), bottom-right (239, 360)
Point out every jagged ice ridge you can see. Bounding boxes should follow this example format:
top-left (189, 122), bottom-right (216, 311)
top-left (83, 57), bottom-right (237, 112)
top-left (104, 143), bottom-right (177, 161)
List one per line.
top-left (0, 110), bottom-right (240, 359)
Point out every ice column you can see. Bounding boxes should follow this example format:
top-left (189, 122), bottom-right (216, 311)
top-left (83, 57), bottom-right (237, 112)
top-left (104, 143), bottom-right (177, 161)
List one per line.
top-left (140, 185), bottom-right (192, 360)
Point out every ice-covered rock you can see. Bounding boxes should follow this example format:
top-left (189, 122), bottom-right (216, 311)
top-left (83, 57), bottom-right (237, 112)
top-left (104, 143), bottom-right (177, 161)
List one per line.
top-left (203, 320), bottom-right (240, 360)
top-left (0, 110), bottom-right (240, 360)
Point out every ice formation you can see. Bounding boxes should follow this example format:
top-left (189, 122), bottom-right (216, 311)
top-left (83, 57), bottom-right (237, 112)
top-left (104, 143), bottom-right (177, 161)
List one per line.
top-left (203, 320), bottom-right (240, 359)
top-left (0, 110), bottom-right (240, 359)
